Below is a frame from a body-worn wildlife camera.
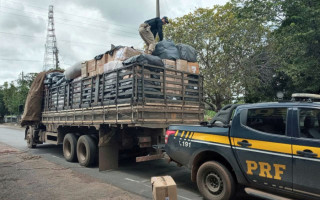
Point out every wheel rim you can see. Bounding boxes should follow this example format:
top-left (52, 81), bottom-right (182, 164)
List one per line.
top-left (64, 140), bottom-right (71, 158)
top-left (78, 142), bottom-right (87, 162)
top-left (205, 172), bottom-right (223, 195)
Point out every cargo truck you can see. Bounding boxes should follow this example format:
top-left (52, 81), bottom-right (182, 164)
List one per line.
top-left (23, 63), bottom-right (204, 170)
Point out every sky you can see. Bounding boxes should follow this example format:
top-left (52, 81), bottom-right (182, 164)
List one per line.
top-left (0, 0), bottom-right (229, 84)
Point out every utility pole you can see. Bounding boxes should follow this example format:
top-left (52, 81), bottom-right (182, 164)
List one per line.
top-left (156, 0), bottom-right (160, 17)
top-left (43, 5), bottom-right (59, 71)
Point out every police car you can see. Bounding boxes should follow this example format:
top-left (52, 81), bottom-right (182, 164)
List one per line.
top-left (165, 94), bottom-right (320, 200)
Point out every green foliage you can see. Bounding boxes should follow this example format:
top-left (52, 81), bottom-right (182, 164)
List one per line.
top-left (233, 0), bottom-right (320, 99)
top-left (204, 110), bottom-right (216, 121)
top-left (0, 72), bottom-right (37, 116)
top-left (164, 3), bottom-right (269, 110)
top-left (273, 0), bottom-right (320, 93)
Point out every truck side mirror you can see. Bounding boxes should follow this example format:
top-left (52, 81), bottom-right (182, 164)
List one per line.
top-left (200, 121), bottom-right (208, 126)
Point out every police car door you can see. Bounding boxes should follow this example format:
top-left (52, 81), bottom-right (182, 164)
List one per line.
top-left (231, 107), bottom-right (293, 190)
top-left (292, 107), bottom-right (320, 197)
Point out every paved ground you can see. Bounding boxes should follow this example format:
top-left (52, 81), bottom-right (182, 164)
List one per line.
top-left (0, 124), bottom-right (261, 200)
top-left (0, 142), bottom-right (144, 200)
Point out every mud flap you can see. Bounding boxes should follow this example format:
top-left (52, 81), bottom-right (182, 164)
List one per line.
top-left (98, 126), bottom-right (119, 171)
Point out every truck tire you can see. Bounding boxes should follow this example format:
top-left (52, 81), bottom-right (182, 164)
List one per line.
top-left (196, 161), bottom-right (235, 200)
top-left (26, 127), bottom-right (36, 148)
top-left (63, 133), bottom-right (78, 162)
top-left (77, 135), bottom-right (97, 167)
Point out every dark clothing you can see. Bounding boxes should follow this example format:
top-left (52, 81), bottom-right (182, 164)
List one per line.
top-left (144, 17), bottom-right (164, 41)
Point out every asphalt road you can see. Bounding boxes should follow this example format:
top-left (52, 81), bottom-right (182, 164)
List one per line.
top-left (0, 124), bottom-right (260, 200)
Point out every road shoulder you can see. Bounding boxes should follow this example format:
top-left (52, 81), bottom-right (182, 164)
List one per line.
top-left (0, 142), bottom-right (146, 200)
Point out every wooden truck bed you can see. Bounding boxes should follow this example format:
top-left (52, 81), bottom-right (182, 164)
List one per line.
top-left (42, 63), bottom-right (204, 128)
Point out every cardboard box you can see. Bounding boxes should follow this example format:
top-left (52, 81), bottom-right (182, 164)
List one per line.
top-left (81, 62), bottom-right (88, 78)
top-left (166, 77), bottom-right (181, 95)
top-left (97, 64), bottom-right (104, 75)
top-left (151, 176), bottom-right (177, 200)
top-left (96, 54), bottom-right (108, 69)
top-left (113, 47), bottom-right (142, 61)
top-left (176, 59), bottom-right (188, 72)
top-left (187, 62), bottom-right (200, 74)
top-left (107, 53), bottom-right (114, 62)
top-left (162, 59), bottom-right (176, 69)
top-left (87, 59), bottom-right (96, 72)
top-left (89, 71), bottom-right (97, 77)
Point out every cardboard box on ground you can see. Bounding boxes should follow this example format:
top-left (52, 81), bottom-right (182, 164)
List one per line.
top-left (151, 176), bottom-right (177, 200)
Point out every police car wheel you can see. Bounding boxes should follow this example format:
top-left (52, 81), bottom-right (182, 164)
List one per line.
top-left (197, 161), bottom-right (235, 200)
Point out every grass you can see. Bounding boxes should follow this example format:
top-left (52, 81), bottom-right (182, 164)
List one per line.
top-left (204, 110), bottom-right (216, 121)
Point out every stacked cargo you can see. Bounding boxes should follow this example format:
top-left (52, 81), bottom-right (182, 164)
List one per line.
top-left (42, 42), bottom-right (202, 112)
top-left (81, 46), bottom-right (142, 78)
top-left (152, 40), bottom-right (200, 101)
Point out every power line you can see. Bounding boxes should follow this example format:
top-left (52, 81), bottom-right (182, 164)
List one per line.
top-left (0, 58), bottom-right (42, 62)
top-left (0, 58), bottom-right (73, 66)
top-left (0, 31), bottom-right (110, 47)
top-left (1, 2), bottom-right (138, 33)
top-left (4, 0), bottom-right (137, 29)
top-left (0, 6), bottom-right (138, 35)
top-left (0, 9), bottom-right (140, 39)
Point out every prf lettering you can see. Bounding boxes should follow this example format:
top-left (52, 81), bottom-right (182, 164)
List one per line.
top-left (246, 160), bottom-right (286, 180)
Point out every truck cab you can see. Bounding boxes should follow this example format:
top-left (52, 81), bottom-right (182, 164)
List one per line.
top-left (165, 97), bottom-right (320, 200)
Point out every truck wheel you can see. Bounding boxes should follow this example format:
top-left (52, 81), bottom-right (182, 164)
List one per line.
top-left (196, 161), bottom-right (235, 200)
top-left (77, 135), bottom-right (97, 167)
top-left (63, 134), bottom-right (78, 162)
top-left (26, 127), bottom-right (36, 148)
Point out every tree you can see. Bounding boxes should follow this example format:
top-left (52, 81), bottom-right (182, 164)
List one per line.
top-left (164, 3), bottom-right (269, 110)
top-left (233, 0), bottom-right (320, 97)
top-left (0, 87), bottom-right (8, 117)
top-left (274, 0), bottom-right (320, 93)
top-left (16, 72), bottom-right (37, 113)
top-left (2, 81), bottom-right (19, 114)
top-left (1, 72), bottom-right (37, 115)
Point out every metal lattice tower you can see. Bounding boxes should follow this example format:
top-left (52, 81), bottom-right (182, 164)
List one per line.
top-left (43, 5), bottom-right (59, 71)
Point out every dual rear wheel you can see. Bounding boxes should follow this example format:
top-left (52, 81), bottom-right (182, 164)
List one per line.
top-left (26, 127), bottom-right (37, 148)
top-left (63, 134), bottom-right (97, 167)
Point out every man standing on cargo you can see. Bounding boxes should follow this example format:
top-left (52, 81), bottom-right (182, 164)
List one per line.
top-left (139, 16), bottom-right (169, 54)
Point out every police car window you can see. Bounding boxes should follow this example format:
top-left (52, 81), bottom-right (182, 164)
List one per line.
top-left (245, 108), bottom-right (287, 135)
top-left (298, 108), bottom-right (320, 139)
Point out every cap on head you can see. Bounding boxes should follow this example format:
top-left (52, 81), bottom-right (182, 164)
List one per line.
top-left (162, 16), bottom-right (169, 24)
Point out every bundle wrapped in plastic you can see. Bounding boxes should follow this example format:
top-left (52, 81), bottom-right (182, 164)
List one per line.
top-left (176, 44), bottom-right (197, 62)
top-left (152, 40), bottom-right (180, 60)
top-left (44, 72), bottom-right (65, 86)
top-left (113, 47), bottom-right (142, 61)
top-left (64, 62), bottom-right (82, 80)
top-left (123, 54), bottom-right (164, 66)
top-left (103, 61), bottom-right (124, 73)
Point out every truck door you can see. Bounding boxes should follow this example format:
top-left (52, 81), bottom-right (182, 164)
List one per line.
top-left (292, 107), bottom-right (320, 197)
top-left (230, 107), bottom-right (293, 190)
